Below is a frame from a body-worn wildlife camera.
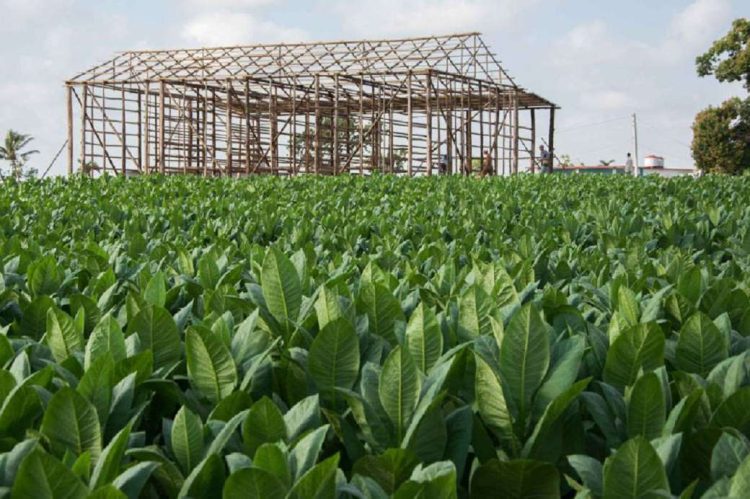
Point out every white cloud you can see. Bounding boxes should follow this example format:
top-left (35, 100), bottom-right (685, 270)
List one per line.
top-left (184, 0), bottom-right (277, 6)
top-left (330, 0), bottom-right (536, 38)
top-left (182, 11), bottom-right (308, 46)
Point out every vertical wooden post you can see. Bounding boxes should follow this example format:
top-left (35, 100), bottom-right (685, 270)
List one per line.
top-left (121, 87), bottom-right (127, 175)
top-left (314, 75), bottom-right (320, 175)
top-left (270, 85), bottom-right (279, 175)
top-left (512, 92), bottom-right (519, 175)
top-left (291, 78), bottom-right (297, 175)
top-left (388, 100), bottom-right (394, 174)
top-left (479, 82), bottom-right (484, 161)
top-left (467, 83), bottom-right (473, 176)
top-left (202, 90), bottom-right (208, 176)
top-left (158, 80), bottom-right (166, 174)
top-left (530, 109), bottom-right (536, 174)
top-left (446, 109), bottom-right (453, 175)
top-left (137, 88), bottom-right (143, 171)
top-left (407, 72), bottom-right (413, 177)
top-left (245, 78), bottom-right (251, 175)
top-left (187, 100), bottom-right (193, 173)
top-left (226, 85), bottom-right (233, 176)
top-left (425, 71), bottom-right (433, 176)
top-left (80, 83), bottom-right (88, 174)
top-left (211, 90), bottom-right (217, 175)
top-left (548, 107), bottom-right (556, 173)
top-left (305, 110), bottom-right (311, 172)
top-left (67, 85), bottom-right (74, 176)
top-left (144, 82), bottom-right (150, 173)
top-left (333, 74), bottom-right (339, 175)
top-left (359, 76), bottom-right (364, 175)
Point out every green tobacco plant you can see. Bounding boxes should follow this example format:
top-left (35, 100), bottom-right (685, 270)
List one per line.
top-left (0, 174), bottom-right (749, 497)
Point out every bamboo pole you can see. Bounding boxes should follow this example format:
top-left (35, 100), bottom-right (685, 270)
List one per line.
top-left (530, 109), bottom-right (536, 174)
top-left (121, 86), bottom-right (126, 175)
top-left (226, 84), bottom-right (233, 176)
top-left (425, 71), bottom-right (432, 176)
top-left (67, 86), bottom-right (74, 176)
top-left (548, 107), bottom-right (556, 173)
top-left (359, 76), bottom-right (365, 175)
top-left (137, 88), bottom-right (143, 171)
top-left (314, 75), bottom-right (320, 175)
top-left (80, 84), bottom-right (88, 174)
top-left (333, 74), bottom-right (339, 175)
top-left (407, 72), bottom-right (413, 177)
top-left (145, 82), bottom-right (150, 173)
top-left (512, 92), bottom-right (519, 175)
top-left (159, 80), bottom-right (166, 174)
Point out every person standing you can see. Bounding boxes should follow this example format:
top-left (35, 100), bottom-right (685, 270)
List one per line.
top-left (481, 150), bottom-right (493, 178)
top-left (625, 153), bottom-right (634, 175)
top-left (539, 145), bottom-right (552, 173)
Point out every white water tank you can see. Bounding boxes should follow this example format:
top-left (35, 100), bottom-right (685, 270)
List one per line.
top-left (644, 155), bottom-right (665, 169)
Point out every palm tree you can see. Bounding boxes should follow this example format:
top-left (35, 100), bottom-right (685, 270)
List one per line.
top-left (0, 130), bottom-right (39, 180)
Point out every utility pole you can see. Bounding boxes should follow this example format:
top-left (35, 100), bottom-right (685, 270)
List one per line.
top-left (632, 113), bottom-right (640, 178)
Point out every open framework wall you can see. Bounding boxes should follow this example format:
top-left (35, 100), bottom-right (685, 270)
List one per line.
top-left (65, 34), bottom-right (557, 177)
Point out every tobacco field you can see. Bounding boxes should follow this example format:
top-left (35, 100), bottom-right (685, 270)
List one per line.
top-left (2, 174), bottom-right (750, 498)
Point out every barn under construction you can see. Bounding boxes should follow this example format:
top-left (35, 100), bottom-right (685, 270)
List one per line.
top-left (65, 33), bottom-right (557, 177)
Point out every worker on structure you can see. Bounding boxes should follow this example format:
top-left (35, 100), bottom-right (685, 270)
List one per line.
top-left (624, 153), bottom-right (634, 175)
top-left (539, 145), bottom-right (552, 174)
top-left (438, 153), bottom-right (450, 175)
top-left (481, 150), bottom-right (493, 178)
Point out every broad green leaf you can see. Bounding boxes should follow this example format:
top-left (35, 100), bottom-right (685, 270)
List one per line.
top-left (523, 378), bottom-right (590, 460)
top-left (604, 323), bottom-right (664, 389)
top-left (729, 453), bottom-right (750, 497)
top-left (289, 425), bottom-right (329, 480)
top-left (127, 305), bottom-right (181, 369)
top-left (242, 397), bottom-right (286, 456)
top-left (457, 285), bottom-right (492, 340)
top-left (359, 282), bottom-right (404, 345)
top-left (602, 437), bottom-right (668, 499)
top-left (185, 326), bottom-right (237, 403)
top-left (40, 387), bottom-right (102, 462)
top-left (352, 448), bottom-right (419, 494)
top-left (675, 312), bottom-right (728, 377)
top-left (90, 422), bottom-right (132, 489)
top-left (287, 453), bottom-right (339, 499)
top-left (379, 346), bottom-right (421, 442)
top-left (172, 406), bottom-right (205, 475)
top-left (27, 256), bottom-right (63, 297)
top-left (223, 468), bottom-right (286, 499)
top-left (178, 453), bottom-right (225, 499)
top-left (711, 387), bottom-right (750, 435)
top-left (46, 308), bottom-right (84, 363)
top-left (470, 459), bottom-right (560, 499)
top-left (405, 304), bottom-right (443, 373)
top-left (499, 304), bottom-right (550, 426)
top-left (112, 461), bottom-right (159, 499)
top-left (568, 455), bottom-right (603, 497)
top-left (143, 272), bottom-right (167, 307)
top-left (711, 432), bottom-right (749, 481)
top-left (85, 314), bottom-right (126, 370)
top-left (12, 450), bottom-right (89, 499)
top-left (262, 247), bottom-right (302, 325)
top-left (474, 354), bottom-right (513, 446)
top-left (627, 372), bottom-right (665, 440)
top-left (308, 317), bottom-right (360, 403)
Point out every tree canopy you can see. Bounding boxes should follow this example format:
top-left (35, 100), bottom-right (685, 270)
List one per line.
top-left (696, 18), bottom-right (750, 91)
top-left (692, 18), bottom-right (750, 173)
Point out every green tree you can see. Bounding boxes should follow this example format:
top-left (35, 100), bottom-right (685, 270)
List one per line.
top-left (692, 19), bottom-right (750, 173)
top-left (697, 18), bottom-right (750, 91)
top-left (0, 130), bottom-right (39, 180)
top-left (692, 98), bottom-right (750, 174)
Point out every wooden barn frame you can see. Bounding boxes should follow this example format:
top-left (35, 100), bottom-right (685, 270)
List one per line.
top-left (65, 33), bottom-right (557, 177)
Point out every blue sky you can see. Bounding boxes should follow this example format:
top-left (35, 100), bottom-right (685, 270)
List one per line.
top-left (0, 0), bottom-right (747, 175)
